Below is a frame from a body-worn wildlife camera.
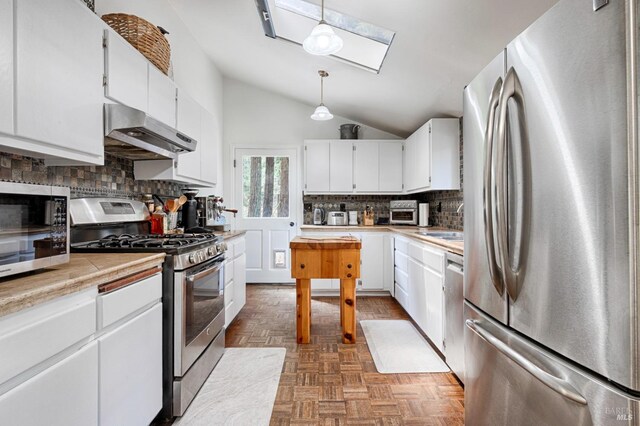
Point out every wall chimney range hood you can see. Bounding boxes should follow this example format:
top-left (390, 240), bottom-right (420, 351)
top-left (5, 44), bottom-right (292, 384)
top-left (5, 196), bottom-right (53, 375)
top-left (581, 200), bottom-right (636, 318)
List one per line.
top-left (104, 104), bottom-right (197, 160)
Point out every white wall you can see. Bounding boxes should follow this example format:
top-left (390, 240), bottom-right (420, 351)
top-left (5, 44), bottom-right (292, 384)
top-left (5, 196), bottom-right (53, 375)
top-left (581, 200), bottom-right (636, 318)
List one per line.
top-left (96, 0), bottom-right (224, 190)
top-left (222, 77), bottom-right (401, 209)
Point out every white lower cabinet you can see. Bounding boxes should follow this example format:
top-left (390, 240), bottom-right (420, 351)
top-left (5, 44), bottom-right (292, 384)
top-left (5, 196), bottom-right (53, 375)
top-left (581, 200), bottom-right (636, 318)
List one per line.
top-left (224, 235), bottom-right (247, 327)
top-left (394, 236), bottom-right (445, 351)
top-left (0, 270), bottom-right (163, 426)
top-left (0, 342), bottom-right (99, 426)
top-left (98, 303), bottom-right (162, 426)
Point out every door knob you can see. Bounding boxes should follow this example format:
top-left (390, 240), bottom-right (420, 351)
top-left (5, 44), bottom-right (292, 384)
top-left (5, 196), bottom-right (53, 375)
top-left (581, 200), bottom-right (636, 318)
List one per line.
top-left (290, 222), bottom-right (295, 227)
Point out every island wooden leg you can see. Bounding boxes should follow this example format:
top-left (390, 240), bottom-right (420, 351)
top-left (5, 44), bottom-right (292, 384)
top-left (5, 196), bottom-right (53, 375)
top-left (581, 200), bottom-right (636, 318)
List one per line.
top-left (340, 283), bottom-right (344, 326)
top-left (296, 278), bottom-right (311, 344)
top-left (340, 278), bottom-right (356, 344)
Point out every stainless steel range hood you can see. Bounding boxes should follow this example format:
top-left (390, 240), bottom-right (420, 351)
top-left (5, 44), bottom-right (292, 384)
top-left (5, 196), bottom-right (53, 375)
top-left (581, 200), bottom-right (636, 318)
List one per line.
top-left (104, 104), bottom-right (197, 160)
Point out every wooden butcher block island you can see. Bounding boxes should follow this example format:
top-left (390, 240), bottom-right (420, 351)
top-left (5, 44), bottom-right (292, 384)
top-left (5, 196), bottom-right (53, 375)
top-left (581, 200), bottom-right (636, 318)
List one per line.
top-left (290, 236), bottom-right (362, 344)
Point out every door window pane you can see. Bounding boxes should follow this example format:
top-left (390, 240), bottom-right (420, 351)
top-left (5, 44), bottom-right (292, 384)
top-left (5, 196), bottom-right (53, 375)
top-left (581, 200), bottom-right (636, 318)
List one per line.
top-left (242, 156), bottom-right (290, 218)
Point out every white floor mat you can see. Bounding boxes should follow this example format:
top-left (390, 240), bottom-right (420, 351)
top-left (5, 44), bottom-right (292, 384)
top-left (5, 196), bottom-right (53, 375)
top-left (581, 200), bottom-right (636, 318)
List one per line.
top-left (361, 320), bottom-right (449, 374)
top-left (174, 348), bottom-right (286, 426)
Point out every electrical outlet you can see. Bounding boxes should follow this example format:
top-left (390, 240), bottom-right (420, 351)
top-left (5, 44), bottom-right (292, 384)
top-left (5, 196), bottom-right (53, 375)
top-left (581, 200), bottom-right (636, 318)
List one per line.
top-left (304, 203), bottom-right (312, 213)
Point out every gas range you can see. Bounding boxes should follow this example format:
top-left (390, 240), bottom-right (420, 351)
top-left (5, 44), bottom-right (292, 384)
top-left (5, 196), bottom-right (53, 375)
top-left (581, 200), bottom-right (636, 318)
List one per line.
top-left (69, 197), bottom-right (229, 419)
top-left (72, 233), bottom-right (226, 270)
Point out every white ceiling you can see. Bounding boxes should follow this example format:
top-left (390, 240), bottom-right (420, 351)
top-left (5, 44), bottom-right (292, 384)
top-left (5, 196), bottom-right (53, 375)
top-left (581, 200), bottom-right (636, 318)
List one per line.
top-left (168, 0), bottom-right (558, 137)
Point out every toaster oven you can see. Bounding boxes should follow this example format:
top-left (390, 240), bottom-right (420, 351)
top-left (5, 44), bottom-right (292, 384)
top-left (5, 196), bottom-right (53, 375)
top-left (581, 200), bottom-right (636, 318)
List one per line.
top-left (0, 182), bottom-right (70, 278)
top-left (389, 200), bottom-right (418, 225)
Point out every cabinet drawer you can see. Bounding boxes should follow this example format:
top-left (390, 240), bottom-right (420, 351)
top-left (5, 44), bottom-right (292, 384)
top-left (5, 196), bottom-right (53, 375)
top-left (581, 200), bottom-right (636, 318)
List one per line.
top-left (225, 259), bottom-right (234, 284)
top-left (394, 283), bottom-right (409, 312)
top-left (98, 272), bottom-right (162, 329)
top-left (408, 242), bottom-right (444, 273)
top-left (395, 251), bottom-right (408, 273)
top-left (395, 237), bottom-right (409, 255)
top-left (394, 267), bottom-right (408, 292)
top-left (225, 240), bottom-right (235, 260)
top-left (0, 341), bottom-right (98, 426)
top-left (0, 295), bottom-right (96, 386)
top-left (224, 280), bottom-right (235, 308)
top-left (291, 249), bottom-right (322, 278)
top-left (234, 238), bottom-right (246, 257)
top-left (291, 249), bottom-right (360, 279)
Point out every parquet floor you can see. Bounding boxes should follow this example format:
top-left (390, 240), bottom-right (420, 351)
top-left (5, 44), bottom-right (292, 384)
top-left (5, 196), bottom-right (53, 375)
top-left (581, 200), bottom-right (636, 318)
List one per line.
top-left (225, 285), bottom-right (464, 425)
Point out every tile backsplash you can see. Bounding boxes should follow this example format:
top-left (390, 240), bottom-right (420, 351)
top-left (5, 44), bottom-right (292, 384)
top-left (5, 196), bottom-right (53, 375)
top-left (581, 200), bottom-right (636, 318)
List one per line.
top-left (304, 118), bottom-right (464, 230)
top-left (0, 152), bottom-right (186, 199)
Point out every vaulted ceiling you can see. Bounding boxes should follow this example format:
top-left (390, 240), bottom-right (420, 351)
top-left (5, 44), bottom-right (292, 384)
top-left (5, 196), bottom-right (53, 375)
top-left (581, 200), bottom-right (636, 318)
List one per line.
top-left (168, 0), bottom-right (558, 137)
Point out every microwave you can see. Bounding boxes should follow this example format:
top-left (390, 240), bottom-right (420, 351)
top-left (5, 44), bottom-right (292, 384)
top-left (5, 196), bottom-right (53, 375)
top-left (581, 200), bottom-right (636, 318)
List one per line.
top-left (389, 200), bottom-right (418, 225)
top-left (0, 183), bottom-right (69, 278)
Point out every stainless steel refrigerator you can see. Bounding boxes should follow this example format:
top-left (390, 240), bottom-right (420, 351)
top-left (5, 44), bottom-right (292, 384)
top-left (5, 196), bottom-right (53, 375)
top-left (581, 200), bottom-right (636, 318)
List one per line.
top-left (463, 0), bottom-right (640, 424)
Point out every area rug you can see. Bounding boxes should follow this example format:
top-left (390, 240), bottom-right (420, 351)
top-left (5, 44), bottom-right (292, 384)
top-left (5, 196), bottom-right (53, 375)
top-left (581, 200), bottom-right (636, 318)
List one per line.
top-left (174, 348), bottom-right (286, 426)
top-left (360, 320), bottom-right (449, 374)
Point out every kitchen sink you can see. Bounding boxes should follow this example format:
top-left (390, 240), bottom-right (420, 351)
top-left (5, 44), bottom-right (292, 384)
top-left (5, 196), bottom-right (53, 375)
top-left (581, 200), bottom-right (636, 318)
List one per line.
top-left (418, 231), bottom-right (464, 241)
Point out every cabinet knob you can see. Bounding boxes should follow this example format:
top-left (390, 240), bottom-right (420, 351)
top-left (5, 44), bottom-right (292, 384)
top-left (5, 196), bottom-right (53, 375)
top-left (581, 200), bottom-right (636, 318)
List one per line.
top-left (347, 264), bottom-right (352, 269)
top-left (300, 264), bottom-right (305, 269)
top-left (347, 273), bottom-right (352, 278)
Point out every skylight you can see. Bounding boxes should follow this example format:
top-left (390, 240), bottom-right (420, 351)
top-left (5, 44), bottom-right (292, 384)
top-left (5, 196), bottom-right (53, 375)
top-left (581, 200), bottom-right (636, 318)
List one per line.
top-left (256, 0), bottom-right (395, 73)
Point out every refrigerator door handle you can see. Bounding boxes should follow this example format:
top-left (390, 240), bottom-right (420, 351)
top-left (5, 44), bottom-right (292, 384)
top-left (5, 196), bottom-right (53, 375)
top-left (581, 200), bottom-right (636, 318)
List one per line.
top-left (465, 319), bottom-right (588, 405)
top-left (496, 67), bottom-right (527, 301)
top-left (483, 77), bottom-right (505, 297)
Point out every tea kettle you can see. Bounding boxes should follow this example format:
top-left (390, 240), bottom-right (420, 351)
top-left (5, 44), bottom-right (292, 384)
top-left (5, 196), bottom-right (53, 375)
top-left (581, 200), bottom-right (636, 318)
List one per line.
top-left (313, 208), bottom-right (324, 225)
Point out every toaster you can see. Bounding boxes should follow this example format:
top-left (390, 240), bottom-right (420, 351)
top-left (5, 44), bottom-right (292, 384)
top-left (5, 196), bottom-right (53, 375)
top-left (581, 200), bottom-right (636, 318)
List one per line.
top-left (327, 211), bottom-right (348, 226)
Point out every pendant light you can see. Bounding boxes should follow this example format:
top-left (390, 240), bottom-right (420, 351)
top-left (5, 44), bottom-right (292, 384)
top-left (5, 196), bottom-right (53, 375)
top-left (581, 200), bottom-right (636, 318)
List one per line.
top-left (303, 0), bottom-right (343, 56)
top-left (311, 70), bottom-right (334, 121)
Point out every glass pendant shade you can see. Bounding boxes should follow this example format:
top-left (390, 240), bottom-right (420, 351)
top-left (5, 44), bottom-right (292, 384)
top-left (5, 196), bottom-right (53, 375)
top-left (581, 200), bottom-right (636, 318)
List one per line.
top-left (303, 22), bottom-right (343, 56)
top-left (310, 104), bottom-right (333, 121)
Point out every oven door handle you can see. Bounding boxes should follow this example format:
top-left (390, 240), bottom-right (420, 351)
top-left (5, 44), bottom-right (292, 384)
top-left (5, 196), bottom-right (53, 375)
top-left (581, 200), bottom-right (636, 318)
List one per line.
top-left (186, 261), bottom-right (224, 282)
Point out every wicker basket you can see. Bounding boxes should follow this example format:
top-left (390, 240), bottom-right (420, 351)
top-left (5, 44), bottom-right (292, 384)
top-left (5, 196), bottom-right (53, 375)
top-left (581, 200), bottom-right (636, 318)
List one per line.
top-left (102, 13), bottom-right (171, 75)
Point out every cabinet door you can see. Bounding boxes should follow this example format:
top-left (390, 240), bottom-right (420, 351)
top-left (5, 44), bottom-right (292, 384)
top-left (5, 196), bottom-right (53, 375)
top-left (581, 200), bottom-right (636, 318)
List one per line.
top-left (305, 141), bottom-right (330, 192)
top-left (379, 142), bottom-right (403, 192)
top-left (148, 64), bottom-right (176, 127)
top-left (408, 258), bottom-right (428, 333)
top-left (15, 0), bottom-right (103, 159)
top-left (99, 304), bottom-right (162, 426)
top-left (353, 142), bottom-right (379, 193)
top-left (200, 109), bottom-right (218, 185)
top-left (0, 0), bottom-right (13, 135)
top-left (233, 253), bottom-right (247, 317)
top-left (329, 141), bottom-right (353, 192)
top-left (359, 233), bottom-right (385, 290)
top-left (176, 90), bottom-right (202, 181)
top-left (415, 123), bottom-right (432, 189)
top-left (425, 267), bottom-right (444, 351)
top-left (0, 342), bottom-right (98, 426)
top-left (403, 134), bottom-right (416, 191)
top-left (104, 30), bottom-right (148, 113)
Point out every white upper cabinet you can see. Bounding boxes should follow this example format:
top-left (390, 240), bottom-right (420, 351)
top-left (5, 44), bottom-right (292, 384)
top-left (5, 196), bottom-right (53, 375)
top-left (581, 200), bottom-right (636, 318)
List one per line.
top-left (353, 142), bottom-right (379, 193)
top-left (329, 141), bottom-right (353, 193)
top-left (104, 29), bottom-right (148, 113)
top-left (379, 142), bottom-right (404, 192)
top-left (404, 118), bottom-right (460, 193)
top-left (135, 101), bottom-right (218, 187)
top-left (11, 0), bottom-right (103, 164)
top-left (304, 141), bottom-right (330, 193)
top-left (0, 0), bottom-right (13, 136)
top-left (305, 140), bottom-right (403, 194)
top-left (147, 64), bottom-right (176, 127)
top-left (175, 90), bottom-right (203, 181)
top-left (200, 109), bottom-right (218, 185)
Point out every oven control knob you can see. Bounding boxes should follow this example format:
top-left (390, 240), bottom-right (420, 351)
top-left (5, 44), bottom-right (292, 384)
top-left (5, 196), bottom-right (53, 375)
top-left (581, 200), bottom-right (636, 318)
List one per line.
top-left (221, 243), bottom-right (228, 252)
top-left (188, 254), bottom-right (196, 264)
top-left (208, 247), bottom-right (215, 256)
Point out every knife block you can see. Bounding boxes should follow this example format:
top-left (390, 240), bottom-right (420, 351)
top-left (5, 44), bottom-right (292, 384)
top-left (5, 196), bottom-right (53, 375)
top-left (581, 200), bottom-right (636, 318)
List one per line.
top-left (363, 211), bottom-right (374, 226)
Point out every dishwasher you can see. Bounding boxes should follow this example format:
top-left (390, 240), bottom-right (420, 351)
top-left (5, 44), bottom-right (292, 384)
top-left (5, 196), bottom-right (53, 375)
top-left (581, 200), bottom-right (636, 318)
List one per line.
top-left (444, 251), bottom-right (464, 384)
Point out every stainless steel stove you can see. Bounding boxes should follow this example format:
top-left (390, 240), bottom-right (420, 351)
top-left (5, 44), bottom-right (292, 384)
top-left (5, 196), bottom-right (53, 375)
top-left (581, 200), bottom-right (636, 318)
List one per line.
top-left (69, 198), bottom-right (227, 420)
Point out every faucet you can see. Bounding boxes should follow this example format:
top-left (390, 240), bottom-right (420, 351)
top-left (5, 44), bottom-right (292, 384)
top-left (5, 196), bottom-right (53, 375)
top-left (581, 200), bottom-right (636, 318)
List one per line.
top-left (457, 203), bottom-right (464, 214)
